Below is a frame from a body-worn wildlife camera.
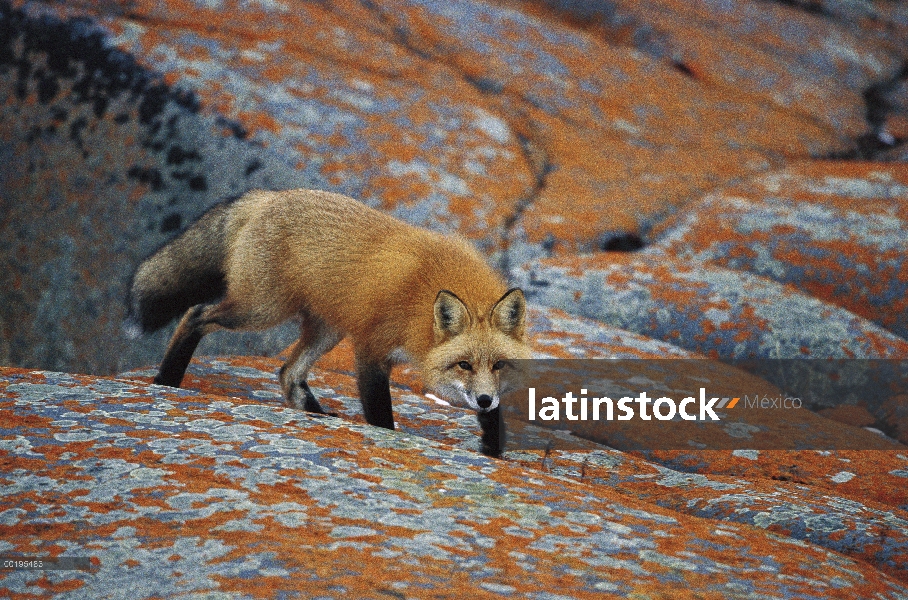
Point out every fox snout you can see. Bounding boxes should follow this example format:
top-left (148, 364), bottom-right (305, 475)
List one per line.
top-left (465, 388), bottom-right (499, 413)
top-left (436, 379), bottom-right (499, 413)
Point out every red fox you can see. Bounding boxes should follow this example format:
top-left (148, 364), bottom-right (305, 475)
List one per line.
top-left (125, 189), bottom-right (531, 454)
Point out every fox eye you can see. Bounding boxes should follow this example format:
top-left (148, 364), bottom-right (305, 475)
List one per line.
top-left (492, 360), bottom-right (506, 371)
top-left (457, 361), bottom-right (473, 371)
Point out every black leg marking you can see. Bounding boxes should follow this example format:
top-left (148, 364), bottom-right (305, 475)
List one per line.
top-left (154, 328), bottom-right (203, 387)
top-left (279, 362), bottom-right (338, 417)
top-left (477, 407), bottom-right (503, 457)
top-left (153, 305), bottom-right (208, 388)
top-left (300, 382), bottom-right (328, 414)
top-left (297, 381), bottom-right (337, 416)
top-left (282, 370), bottom-right (321, 411)
top-left (356, 361), bottom-right (394, 430)
top-left (278, 319), bottom-right (344, 416)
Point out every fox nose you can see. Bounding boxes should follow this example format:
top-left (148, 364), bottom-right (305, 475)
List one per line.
top-left (476, 394), bottom-right (493, 409)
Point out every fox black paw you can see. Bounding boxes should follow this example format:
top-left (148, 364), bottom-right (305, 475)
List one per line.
top-left (152, 373), bottom-right (181, 388)
top-left (480, 439), bottom-right (501, 458)
top-left (297, 384), bottom-right (339, 418)
top-left (302, 394), bottom-right (327, 414)
top-left (305, 410), bottom-right (340, 419)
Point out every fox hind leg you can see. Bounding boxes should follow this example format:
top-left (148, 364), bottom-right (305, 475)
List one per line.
top-left (279, 315), bottom-right (343, 414)
top-left (154, 300), bottom-right (245, 387)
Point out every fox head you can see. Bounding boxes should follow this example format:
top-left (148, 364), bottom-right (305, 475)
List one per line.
top-left (422, 288), bottom-right (532, 413)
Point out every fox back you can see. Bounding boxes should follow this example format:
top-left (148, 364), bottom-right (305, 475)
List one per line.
top-left (223, 190), bottom-right (521, 361)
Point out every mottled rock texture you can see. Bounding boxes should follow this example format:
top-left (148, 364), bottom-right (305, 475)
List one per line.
top-left (2, 360), bottom-right (908, 598)
top-left (649, 162), bottom-right (908, 339)
top-left (2, 0), bottom-right (907, 374)
top-left (3, 0), bottom-right (908, 597)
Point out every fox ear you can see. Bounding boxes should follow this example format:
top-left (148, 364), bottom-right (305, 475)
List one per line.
top-left (434, 290), bottom-right (469, 341)
top-left (491, 288), bottom-right (526, 339)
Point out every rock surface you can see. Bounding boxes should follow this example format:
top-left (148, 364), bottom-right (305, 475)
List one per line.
top-left (648, 162), bottom-right (908, 338)
top-left (2, 0), bottom-right (908, 597)
top-left (2, 359), bottom-right (908, 597)
top-left (2, 0), bottom-right (907, 373)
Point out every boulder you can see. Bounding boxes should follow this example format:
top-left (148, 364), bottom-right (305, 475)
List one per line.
top-left (648, 161), bottom-right (908, 338)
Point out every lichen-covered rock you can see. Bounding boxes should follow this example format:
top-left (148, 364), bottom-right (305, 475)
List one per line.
top-left (0, 1), bottom-right (314, 374)
top-left (648, 161), bottom-right (908, 338)
top-left (527, 0), bottom-right (908, 143)
top-left (515, 253), bottom-right (908, 360)
top-left (114, 354), bottom-right (908, 582)
top-left (514, 253), bottom-right (908, 439)
top-left (529, 305), bottom-right (699, 358)
top-left (4, 365), bottom-right (908, 597)
top-left (3, 0), bottom-right (907, 376)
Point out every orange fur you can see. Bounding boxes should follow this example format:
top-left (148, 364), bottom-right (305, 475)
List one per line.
top-left (223, 189), bottom-right (516, 363)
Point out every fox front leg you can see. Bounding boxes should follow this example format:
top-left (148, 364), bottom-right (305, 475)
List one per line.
top-left (279, 364), bottom-right (327, 414)
top-left (476, 407), bottom-right (503, 457)
top-left (355, 358), bottom-right (395, 430)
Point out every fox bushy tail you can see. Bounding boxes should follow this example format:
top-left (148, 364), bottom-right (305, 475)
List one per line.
top-left (124, 203), bottom-right (233, 337)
